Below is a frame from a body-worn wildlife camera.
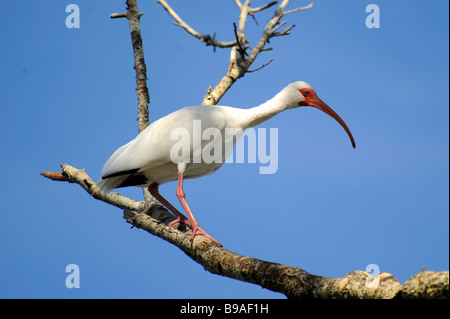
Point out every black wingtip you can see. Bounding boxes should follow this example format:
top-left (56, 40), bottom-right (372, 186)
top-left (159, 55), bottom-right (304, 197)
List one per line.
top-left (101, 168), bottom-right (140, 179)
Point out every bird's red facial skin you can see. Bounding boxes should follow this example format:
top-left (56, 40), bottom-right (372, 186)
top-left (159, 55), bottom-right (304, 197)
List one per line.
top-left (298, 88), bottom-right (315, 107)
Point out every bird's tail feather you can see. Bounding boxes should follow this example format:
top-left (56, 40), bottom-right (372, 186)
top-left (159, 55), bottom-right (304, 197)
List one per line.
top-left (96, 175), bottom-right (130, 194)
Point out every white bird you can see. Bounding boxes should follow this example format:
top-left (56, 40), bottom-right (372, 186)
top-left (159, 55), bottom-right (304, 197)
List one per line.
top-left (97, 81), bottom-right (355, 246)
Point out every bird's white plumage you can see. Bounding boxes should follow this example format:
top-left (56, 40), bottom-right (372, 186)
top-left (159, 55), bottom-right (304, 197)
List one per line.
top-left (97, 81), bottom-right (328, 193)
top-left (97, 105), bottom-right (251, 193)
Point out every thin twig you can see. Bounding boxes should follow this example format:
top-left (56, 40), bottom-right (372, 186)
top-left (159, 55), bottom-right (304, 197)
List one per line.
top-left (251, 1), bottom-right (278, 14)
top-left (110, 12), bottom-right (128, 19)
top-left (40, 171), bottom-right (69, 181)
top-left (157, 0), bottom-right (236, 49)
top-left (284, 2), bottom-right (314, 15)
top-left (271, 20), bottom-right (287, 33)
top-left (233, 22), bottom-right (248, 56)
top-left (273, 24), bottom-right (295, 37)
top-left (247, 58), bottom-right (274, 73)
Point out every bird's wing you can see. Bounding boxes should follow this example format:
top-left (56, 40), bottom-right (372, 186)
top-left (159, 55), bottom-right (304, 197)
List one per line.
top-left (97, 106), bottom-right (229, 193)
top-left (97, 121), bottom-right (169, 192)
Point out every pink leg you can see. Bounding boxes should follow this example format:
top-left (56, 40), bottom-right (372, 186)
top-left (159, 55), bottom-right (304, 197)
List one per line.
top-left (148, 182), bottom-right (190, 227)
top-left (176, 172), bottom-right (222, 247)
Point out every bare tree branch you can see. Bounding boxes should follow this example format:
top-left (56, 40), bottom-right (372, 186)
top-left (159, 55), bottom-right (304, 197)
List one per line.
top-left (157, 0), bottom-right (236, 49)
top-left (156, 0), bottom-right (313, 105)
top-left (236, 0), bottom-right (251, 46)
top-left (41, 164), bottom-right (449, 298)
top-left (40, 171), bottom-right (69, 181)
top-left (110, 0), bottom-right (171, 209)
top-left (233, 0), bottom-right (243, 10)
top-left (251, 1), bottom-right (279, 14)
top-left (43, 164), bottom-right (146, 212)
top-left (243, 0), bottom-right (313, 70)
top-left (202, 0), bottom-right (313, 105)
top-left (111, 0), bottom-right (150, 133)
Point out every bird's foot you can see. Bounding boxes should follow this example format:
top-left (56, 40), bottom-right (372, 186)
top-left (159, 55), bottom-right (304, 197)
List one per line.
top-left (189, 225), bottom-right (222, 247)
top-left (168, 216), bottom-right (191, 228)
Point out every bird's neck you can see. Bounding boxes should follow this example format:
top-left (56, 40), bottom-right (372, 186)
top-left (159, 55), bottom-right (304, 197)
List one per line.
top-left (243, 92), bottom-right (292, 129)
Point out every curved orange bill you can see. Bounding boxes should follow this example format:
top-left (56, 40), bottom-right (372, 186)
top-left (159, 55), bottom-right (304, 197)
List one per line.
top-left (309, 97), bottom-right (356, 148)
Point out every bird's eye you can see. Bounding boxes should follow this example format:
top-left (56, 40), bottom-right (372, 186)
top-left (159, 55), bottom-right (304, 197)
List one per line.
top-left (302, 90), bottom-right (310, 97)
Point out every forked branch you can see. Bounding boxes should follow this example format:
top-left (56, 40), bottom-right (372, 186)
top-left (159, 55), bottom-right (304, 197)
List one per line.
top-left (158, 0), bottom-right (236, 50)
top-left (156, 0), bottom-right (314, 105)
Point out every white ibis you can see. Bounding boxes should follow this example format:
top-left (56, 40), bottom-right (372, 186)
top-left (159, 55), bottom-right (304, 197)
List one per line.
top-left (97, 81), bottom-right (355, 246)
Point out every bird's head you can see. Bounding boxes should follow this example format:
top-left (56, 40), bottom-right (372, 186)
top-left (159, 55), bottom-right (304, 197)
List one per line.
top-left (284, 81), bottom-right (356, 148)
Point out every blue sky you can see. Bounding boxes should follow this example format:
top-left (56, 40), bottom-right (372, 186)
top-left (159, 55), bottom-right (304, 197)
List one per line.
top-left (0, 0), bottom-right (448, 298)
